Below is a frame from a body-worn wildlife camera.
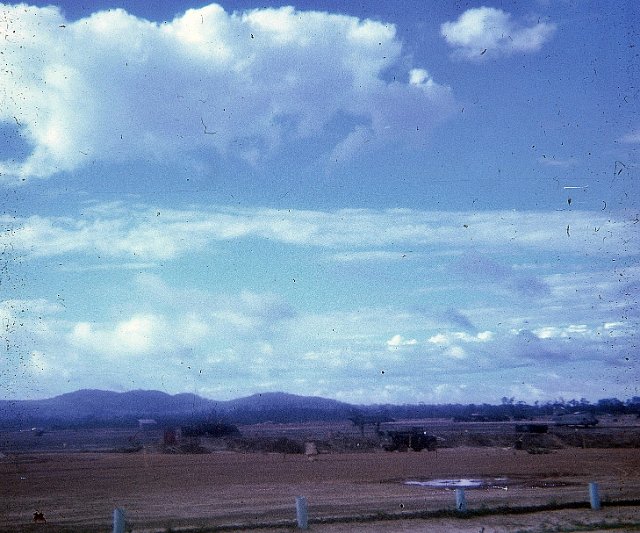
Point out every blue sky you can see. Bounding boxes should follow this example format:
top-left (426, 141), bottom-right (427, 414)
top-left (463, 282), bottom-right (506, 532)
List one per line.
top-left (1, 1), bottom-right (638, 403)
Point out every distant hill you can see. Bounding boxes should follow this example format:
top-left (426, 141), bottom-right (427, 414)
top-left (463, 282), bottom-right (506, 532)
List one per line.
top-left (223, 392), bottom-right (353, 424)
top-left (0, 389), bottom-right (214, 427)
top-left (0, 389), bottom-right (354, 428)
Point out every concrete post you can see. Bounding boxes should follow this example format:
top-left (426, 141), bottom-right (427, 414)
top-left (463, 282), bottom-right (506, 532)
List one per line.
top-left (296, 496), bottom-right (309, 529)
top-left (589, 482), bottom-right (601, 510)
top-left (112, 508), bottom-right (126, 533)
top-left (455, 488), bottom-right (467, 512)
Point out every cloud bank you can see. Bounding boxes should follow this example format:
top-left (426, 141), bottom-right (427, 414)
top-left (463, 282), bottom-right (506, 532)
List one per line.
top-left (3, 272), bottom-right (636, 403)
top-left (0, 3), bottom-right (453, 182)
top-left (3, 203), bottom-right (635, 261)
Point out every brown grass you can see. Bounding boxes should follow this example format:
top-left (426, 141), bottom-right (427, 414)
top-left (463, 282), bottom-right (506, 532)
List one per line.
top-left (1, 447), bottom-right (639, 532)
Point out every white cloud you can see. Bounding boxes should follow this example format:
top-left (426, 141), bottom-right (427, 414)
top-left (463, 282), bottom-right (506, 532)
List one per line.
top-left (426, 330), bottom-right (496, 361)
top-left (441, 7), bottom-right (556, 59)
top-left (328, 250), bottom-right (416, 262)
top-left (428, 330), bottom-right (494, 346)
top-left (428, 333), bottom-right (449, 346)
top-left (533, 324), bottom-right (591, 340)
top-left (538, 155), bottom-right (575, 167)
top-left (409, 68), bottom-right (430, 86)
top-left (69, 314), bottom-right (167, 356)
top-left (386, 334), bottom-right (417, 350)
top-left (328, 125), bottom-right (373, 165)
top-left (429, 383), bottom-right (468, 402)
top-left (4, 204), bottom-right (637, 261)
top-left (620, 130), bottom-right (640, 144)
top-left (65, 310), bottom-right (207, 360)
top-left (476, 331), bottom-right (494, 341)
top-left (0, 4), bottom-right (453, 182)
top-left (445, 345), bottom-right (466, 359)
top-left (508, 383), bottom-right (545, 402)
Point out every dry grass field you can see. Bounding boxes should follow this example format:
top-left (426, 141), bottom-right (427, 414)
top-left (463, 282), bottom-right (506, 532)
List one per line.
top-left (1, 447), bottom-right (639, 532)
top-left (1, 417), bottom-right (639, 532)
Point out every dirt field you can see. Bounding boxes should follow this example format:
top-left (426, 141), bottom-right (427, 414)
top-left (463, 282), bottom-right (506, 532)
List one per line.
top-left (1, 447), bottom-right (639, 532)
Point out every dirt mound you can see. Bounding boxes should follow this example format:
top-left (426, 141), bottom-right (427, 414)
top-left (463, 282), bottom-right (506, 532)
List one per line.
top-left (516, 433), bottom-right (565, 453)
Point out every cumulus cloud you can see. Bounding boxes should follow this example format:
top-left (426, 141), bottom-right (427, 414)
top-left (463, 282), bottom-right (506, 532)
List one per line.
top-left (533, 324), bottom-right (590, 340)
top-left (426, 330), bottom-right (494, 361)
top-left (441, 7), bottom-right (556, 59)
top-left (69, 314), bottom-right (166, 356)
top-left (0, 280), bottom-right (301, 397)
top-left (428, 330), bottom-right (494, 345)
top-left (0, 3), bottom-right (453, 182)
top-left (386, 334), bottom-right (417, 350)
top-left (66, 312), bottom-right (213, 358)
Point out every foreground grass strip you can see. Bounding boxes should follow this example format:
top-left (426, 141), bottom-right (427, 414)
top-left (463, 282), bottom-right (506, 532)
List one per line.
top-left (152, 499), bottom-right (640, 532)
top-left (514, 520), bottom-right (640, 533)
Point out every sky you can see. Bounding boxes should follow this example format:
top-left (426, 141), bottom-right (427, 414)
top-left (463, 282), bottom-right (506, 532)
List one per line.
top-left (0, 1), bottom-right (638, 404)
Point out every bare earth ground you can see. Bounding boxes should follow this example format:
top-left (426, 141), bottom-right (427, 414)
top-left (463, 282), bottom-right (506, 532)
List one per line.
top-left (1, 447), bottom-right (639, 532)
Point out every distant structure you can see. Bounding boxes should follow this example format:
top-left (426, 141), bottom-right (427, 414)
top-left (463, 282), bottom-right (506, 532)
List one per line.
top-left (137, 419), bottom-right (158, 429)
top-left (348, 413), bottom-right (394, 436)
top-left (304, 441), bottom-right (318, 461)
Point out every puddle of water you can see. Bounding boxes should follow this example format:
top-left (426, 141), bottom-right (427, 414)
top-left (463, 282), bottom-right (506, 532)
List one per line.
top-left (405, 478), bottom-right (508, 489)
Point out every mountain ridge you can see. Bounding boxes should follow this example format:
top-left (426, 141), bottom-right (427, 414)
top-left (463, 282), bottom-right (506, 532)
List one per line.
top-left (1, 389), bottom-right (631, 429)
top-left (0, 389), bottom-right (355, 427)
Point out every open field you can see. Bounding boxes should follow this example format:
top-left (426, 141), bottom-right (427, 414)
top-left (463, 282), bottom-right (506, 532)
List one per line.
top-left (1, 447), bottom-right (639, 532)
top-left (1, 417), bottom-right (639, 531)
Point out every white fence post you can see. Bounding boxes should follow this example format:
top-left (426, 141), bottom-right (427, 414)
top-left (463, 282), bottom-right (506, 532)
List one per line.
top-left (455, 488), bottom-right (467, 512)
top-left (589, 482), bottom-right (601, 510)
top-left (112, 507), bottom-right (126, 533)
top-left (296, 496), bottom-right (309, 529)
